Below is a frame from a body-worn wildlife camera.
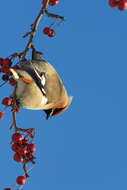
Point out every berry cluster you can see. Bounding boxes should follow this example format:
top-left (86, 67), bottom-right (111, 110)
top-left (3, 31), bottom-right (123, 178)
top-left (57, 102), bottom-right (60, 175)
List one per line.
top-left (0, 57), bottom-right (21, 119)
top-left (12, 133), bottom-right (36, 163)
top-left (4, 132), bottom-right (36, 189)
top-left (0, 58), bottom-right (18, 86)
top-left (109, 0), bottom-right (127, 10)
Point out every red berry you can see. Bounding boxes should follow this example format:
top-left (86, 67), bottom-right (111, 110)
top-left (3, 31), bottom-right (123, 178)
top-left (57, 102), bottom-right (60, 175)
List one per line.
top-left (26, 152), bottom-right (33, 159)
top-left (2, 74), bottom-right (9, 81)
top-left (43, 27), bottom-right (51, 35)
top-left (18, 145), bottom-right (28, 155)
top-left (4, 188), bottom-right (11, 190)
top-left (43, 27), bottom-right (55, 37)
top-left (49, 0), bottom-right (59, 6)
top-left (13, 153), bottom-right (23, 162)
top-left (27, 144), bottom-right (36, 153)
top-left (109, 0), bottom-right (120, 7)
top-left (16, 176), bottom-right (26, 185)
top-left (2, 58), bottom-right (12, 67)
top-left (0, 58), bottom-right (3, 65)
top-left (2, 97), bottom-right (12, 106)
top-left (22, 137), bottom-right (29, 144)
top-left (0, 67), bottom-right (12, 75)
top-left (12, 133), bottom-right (24, 143)
top-left (9, 78), bottom-right (16, 86)
top-left (48, 29), bottom-right (55, 37)
top-left (0, 112), bottom-right (4, 119)
top-left (118, 0), bottom-right (127, 10)
top-left (11, 143), bottom-right (20, 152)
top-left (0, 58), bottom-right (12, 67)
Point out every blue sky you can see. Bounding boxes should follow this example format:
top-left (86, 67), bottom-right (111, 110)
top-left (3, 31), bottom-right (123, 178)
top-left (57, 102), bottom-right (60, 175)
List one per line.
top-left (0, 0), bottom-right (127, 190)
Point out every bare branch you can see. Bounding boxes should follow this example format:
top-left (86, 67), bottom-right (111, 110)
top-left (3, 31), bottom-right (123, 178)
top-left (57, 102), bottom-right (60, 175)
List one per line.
top-left (21, 0), bottom-right (50, 59)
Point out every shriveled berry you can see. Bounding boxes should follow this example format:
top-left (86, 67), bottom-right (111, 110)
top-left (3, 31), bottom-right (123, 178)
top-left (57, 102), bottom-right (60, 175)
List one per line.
top-left (49, 0), bottom-right (59, 6)
top-left (9, 78), bottom-right (16, 86)
top-left (2, 74), bottom-right (9, 81)
top-left (14, 106), bottom-right (20, 112)
top-left (27, 144), bottom-right (36, 153)
top-left (0, 58), bottom-right (4, 65)
top-left (22, 137), bottom-right (29, 144)
top-left (2, 97), bottom-right (12, 106)
top-left (2, 58), bottom-right (12, 67)
top-left (0, 112), bottom-right (4, 119)
top-left (13, 153), bottom-right (23, 162)
top-left (16, 176), bottom-right (26, 185)
top-left (0, 67), bottom-right (12, 75)
top-left (12, 133), bottom-right (24, 143)
top-left (26, 152), bottom-right (33, 159)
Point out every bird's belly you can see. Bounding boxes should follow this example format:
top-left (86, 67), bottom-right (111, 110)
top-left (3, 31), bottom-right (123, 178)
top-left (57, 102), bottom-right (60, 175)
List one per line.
top-left (19, 96), bottom-right (48, 110)
top-left (16, 82), bottom-right (48, 110)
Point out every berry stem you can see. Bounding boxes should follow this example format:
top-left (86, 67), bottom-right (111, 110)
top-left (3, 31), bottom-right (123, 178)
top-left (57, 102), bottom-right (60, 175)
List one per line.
top-left (12, 111), bottom-right (17, 131)
top-left (11, 86), bottom-right (18, 131)
top-left (45, 9), bottom-right (65, 20)
top-left (0, 81), bottom-right (8, 87)
top-left (23, 162), bottom-right (29, 178)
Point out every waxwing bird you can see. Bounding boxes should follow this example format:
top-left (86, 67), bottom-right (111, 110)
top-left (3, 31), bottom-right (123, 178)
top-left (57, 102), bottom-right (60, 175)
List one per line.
top-left (10, 50), bottom-right (72, 119)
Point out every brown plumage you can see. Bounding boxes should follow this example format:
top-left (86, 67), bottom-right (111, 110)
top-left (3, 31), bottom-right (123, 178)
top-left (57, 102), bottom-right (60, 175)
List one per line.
top-left (11, 52), bottom-right (72, 119)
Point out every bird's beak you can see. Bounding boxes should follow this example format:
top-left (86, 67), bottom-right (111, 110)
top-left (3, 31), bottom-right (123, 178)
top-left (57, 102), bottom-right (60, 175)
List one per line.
top-left (10, 68), bottom-right (32, 83)
top-left (10, 68), bottom-right (19, 79)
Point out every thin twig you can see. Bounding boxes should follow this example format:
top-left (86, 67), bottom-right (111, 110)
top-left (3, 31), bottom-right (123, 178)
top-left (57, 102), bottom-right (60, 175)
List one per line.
top-left (12, 111), bottom-right (17, 131)
top-left (45, 10), bottom-right (65, 20)
top-left (11, 85), bottom-right (18, 131)
top-left (0, 81), bottom-right (8, 87)
top-left (23, 162), bottom-right (29, 178)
